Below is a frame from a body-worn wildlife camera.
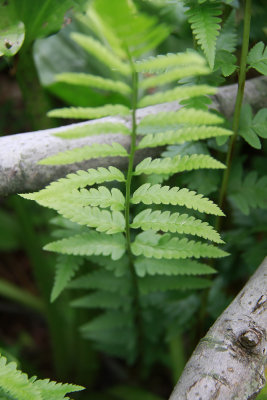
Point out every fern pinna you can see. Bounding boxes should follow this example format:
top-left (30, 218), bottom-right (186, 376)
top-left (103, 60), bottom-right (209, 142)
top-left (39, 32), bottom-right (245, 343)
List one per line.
top-left (21, 0), bottom-right (232, 363)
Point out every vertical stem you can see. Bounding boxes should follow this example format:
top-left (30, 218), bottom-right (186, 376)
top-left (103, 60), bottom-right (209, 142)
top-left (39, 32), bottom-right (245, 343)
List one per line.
top-left (216, 0), bottom-right (252, 231)
top-left (124, 66), bottom-right (143, 358)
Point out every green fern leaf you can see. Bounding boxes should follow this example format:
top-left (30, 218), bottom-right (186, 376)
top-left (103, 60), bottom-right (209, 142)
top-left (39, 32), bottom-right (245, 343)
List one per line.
top-left (187, 3), bottom-right (222, 69)
top-left (132, 231), bottom-right (228, 259)
top-left (39, 142), bottom-right (129, 165)
top-left (138, 108), bottom-right (224, 129)
top-left (134, 155), bottom-right (225, 176)
top-left (69, 270), bottom-right (130, 294)
top-left (21, 167), bottom-right (125, 201)
top-left (47, 104), bottom-right (130, 120)
top-left (77, 186), bottom-right (125, 211)
top-left (140, 65), bottom-right (210, 89)
top-left (54, 122), bottom-right (131, 139)
top-left (44, 232), bottom-right (126, 260)
top-left (56, 72), bottom-right (131, 95)
top-left (247, 42), bottom-right (267, 75)
top-left (134, 257), bottom-right (216, 277)
top-left (0, 354), bottom-right (83, 400)
top-left (51, 255), bottom-right (83, 302)
top-left (229, 171), bottom-right (267, 215)
top-left (32, 378), bottom-right (83, 400)
top-left (71, 291), bottom-right (130, 310)
top-left (54, 205), bottom-right (125, 234)
top-left (137, 126), bottom-right (232, 149)
top-left (216, 11), bottom-right (237, 53)
top-left (87, 254), bottom-right (129, 277)
top-left (71, 32), bottom-right (131, 76)
top-left (138, 85), bottom-right (216, 107)
top-left (131, 209), bottom-right (223, 243)
top-left (135, 52), bottom-right (205, 72)
top-left (139, 275), bottom-right (211, 294)
top-left (131, 183), bottom-right (224, 216)
top-left (81, 311), bottom-right (133, 333)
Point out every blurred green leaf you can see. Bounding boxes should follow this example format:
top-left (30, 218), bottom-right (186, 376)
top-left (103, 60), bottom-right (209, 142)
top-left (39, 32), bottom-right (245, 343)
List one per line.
top-left (0, 4), bottom-right (25, 56)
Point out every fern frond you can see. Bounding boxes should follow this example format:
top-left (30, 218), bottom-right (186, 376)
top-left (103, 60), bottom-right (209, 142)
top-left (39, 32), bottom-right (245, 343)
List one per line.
top-left (140, 65), bottom-right (210, 89)
top-left (87, 254), bottom-right (129, 277)
top-left (138, 85), bottom-right (216, 107)
top-left (137, 126), bottom-right (232, 149)
top-left (55, 205), bottom-right (125, 234)
top-left (131, 231), bottom-right (228, 259)
top-left (135, 52), bottom-right (205, 72)
top-left (134, 257), bottom-right (216, 277)
top-left (39, 142), bottom-right (129, 165)
top-left (138, 108), bottom-right (224, 128)
top-left (51, 255), bottom-right (83, 302)
top-left (134, 155), bottom-right (225, 176)
top-left (81, 311), bottom-right (133, 333)
top-left (131, 183), bottom-right (224, 216)
top-left (71, 32), bottom-right (131, 76)
top-left (131, 209), bottom-right (223, 243)
top-left (56, 73), bottom-right (131, 95)
top-left (47, 104), bottom-right (130, 120)
top-left (69, 270), bottom-right (130, 294)
top-left (139, 276), bottom-right (211, 294)
top-left (54, 122), bottom-right (131, 139)
top-left (44, 232), bottom-right (126, 260)
top-left (247, 41), bottom-right (267, 75)
top-left (79, 186), bottom-right (125, 211)
top-left (71, 291), bottom-right (130, 310)
top-left (187, 3), bottom-right (222, 69)
top-left (0, 354), bottom-right (83, 400)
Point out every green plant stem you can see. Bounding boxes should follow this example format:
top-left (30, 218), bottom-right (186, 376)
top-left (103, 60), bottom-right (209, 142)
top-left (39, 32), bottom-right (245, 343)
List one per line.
top-left (216, 0), bottom-right (252, 231)
top-left (0, 278), bottom-right (45, 315)
top-left (124, 65), bottom-right (143, 359)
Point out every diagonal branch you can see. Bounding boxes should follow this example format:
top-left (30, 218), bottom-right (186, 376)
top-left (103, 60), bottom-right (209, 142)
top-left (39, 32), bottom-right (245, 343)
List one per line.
top-left (0, 76), bottom-right (266, 197)
top-left (169, 257), bottom-right (267, 400)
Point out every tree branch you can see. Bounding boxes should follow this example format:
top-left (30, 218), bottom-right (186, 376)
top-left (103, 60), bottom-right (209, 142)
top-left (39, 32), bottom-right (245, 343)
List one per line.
top-left (1, 76), bottom-right (267, 197)
top-left (169, 257), bottom-right (267, 400)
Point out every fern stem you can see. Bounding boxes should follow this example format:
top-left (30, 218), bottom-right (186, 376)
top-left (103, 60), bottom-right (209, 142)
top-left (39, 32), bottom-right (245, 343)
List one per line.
top-left (125, 65), bottom-right (143, 358)
top-left (216, 0), bottom-right (252, 231)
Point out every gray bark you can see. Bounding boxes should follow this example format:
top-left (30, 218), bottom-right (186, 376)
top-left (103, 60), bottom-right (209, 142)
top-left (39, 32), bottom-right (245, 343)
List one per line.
top-left (0, 76), bottom-right (267, 197)
top-left (169, 257), bottom-right (267, 400)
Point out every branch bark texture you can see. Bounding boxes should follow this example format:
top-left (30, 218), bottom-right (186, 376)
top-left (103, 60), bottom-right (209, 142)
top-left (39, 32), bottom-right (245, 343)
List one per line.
top-left (0, 76), bottom-right (267, 197)
top-left (169, 257), bottom-right (267, 400)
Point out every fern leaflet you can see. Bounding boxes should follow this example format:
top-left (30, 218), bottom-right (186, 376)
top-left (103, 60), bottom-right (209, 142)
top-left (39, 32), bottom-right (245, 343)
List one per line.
top-left (137, 126), bottom-right (232, 149)
top-left (39, 143), bottom-right (129, 165)
top-left (247, 42), bottom-right (267, 75)
top-left (131, 183), bottom-right (224, 215)
top-left (139, 276), bottom-right (211, 294)
top-left (56, 72), bottom-right (131, 95)
top-left (131, 209), bottom-right (223, 243)
top-left (134, 155), bottom-right (225, 176)
top-left (71, 291), bottom-right (130, 310)
top-left (54, 122), bottom-right (131, 139)
top-left (69, 270), bottom-right (130, 294)
top-left (47, 104), bottom-right (130, 120)
top-left (44, 232), bottom-right (126, 260)
top-left (132, 231), bottom-right (228, 259)
top-left (134, 257), bottom-right (216, 277)
top-left (135, 52), bottom-right (205, 72)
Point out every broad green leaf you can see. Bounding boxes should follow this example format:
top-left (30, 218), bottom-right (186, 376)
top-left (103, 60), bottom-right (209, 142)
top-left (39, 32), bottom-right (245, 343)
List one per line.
top-left (131, 183), bottom-right (224, 216)
top-left (138, 85), bottom-right (217, 107)
top-left (56, 73), bottom-right (131, 95)
top-left (44, 232), bottom-right (126, 260)
top-left (39, 142), bottom-right (129, 165)
top-left (134, 257), bottom-right (216, 277)
top-left (247, 42), bottom-right (267, 75)
top-left (0, 5), bottom-right (24, 56)
top-left (48, 104), bottom-right (130, 119)
top-left (132, 231), bottom-right (228, 259)
top-left (131, 209), bottom-right (223, 243)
